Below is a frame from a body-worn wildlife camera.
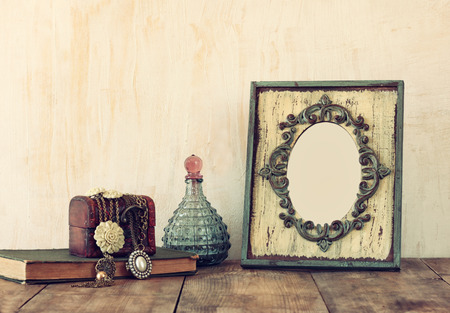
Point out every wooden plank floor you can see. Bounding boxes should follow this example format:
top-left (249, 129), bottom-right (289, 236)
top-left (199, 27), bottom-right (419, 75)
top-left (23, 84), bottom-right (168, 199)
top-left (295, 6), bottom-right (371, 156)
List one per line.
top-left (1, 259), bottom-right (449, 313)
top-left (312, 259), bottom-right (450, 313)
top-left (177, 262), bottom-right (328, 313)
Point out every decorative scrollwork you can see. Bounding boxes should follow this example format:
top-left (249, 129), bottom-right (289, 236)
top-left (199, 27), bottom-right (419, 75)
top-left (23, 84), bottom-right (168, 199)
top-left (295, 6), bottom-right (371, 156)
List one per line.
top-left (259, 94), bottom-right (391, 252)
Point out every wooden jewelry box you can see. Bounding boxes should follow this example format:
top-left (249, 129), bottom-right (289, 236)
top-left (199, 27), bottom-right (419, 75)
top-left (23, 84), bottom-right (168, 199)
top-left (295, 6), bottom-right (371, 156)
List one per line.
top-left (69, 195), bottom-right (156, 258)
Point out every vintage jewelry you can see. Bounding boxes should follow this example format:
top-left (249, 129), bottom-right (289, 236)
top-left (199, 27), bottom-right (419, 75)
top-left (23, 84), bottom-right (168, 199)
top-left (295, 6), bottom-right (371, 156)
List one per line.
top-left (104, 189), bottom-right (123, 223)
top-left (73, 188), bottom-right (123, 288)
top-left (72, 254), bottom-right (115, 288)
top-left (94, 221), bottom-right (125, 254)
top-left (85, 187), bottom-right (106, 198)
top-left (123, 196), bottom-right (152, 279)
top-left (73, 188), bottom-right (152, 287)
top-left (126, 250), bottom-right (152, 279)
top-left (95, 254), bottom-right (116, 279)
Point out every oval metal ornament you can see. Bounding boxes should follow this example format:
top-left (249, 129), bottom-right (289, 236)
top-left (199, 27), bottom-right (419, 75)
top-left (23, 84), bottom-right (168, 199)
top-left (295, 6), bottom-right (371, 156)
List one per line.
top-left (126, 250), bottom-right (152, 279)
top-left (259, 94), bottom-right (391, 252)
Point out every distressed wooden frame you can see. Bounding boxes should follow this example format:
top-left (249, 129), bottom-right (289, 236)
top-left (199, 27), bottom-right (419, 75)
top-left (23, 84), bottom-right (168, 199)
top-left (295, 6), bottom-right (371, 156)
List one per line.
top-left (241, 81), bottom-right (404, 270)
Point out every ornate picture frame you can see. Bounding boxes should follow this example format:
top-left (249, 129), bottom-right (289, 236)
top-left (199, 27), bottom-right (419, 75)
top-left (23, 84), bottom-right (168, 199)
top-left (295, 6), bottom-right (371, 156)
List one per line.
top-left (241, 81), bottom-right (403, 269)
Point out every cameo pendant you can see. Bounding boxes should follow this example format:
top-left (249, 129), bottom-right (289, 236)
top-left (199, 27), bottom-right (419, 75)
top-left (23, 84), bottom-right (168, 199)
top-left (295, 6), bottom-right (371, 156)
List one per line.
top-left (126, 250), bottom-right (152, 279)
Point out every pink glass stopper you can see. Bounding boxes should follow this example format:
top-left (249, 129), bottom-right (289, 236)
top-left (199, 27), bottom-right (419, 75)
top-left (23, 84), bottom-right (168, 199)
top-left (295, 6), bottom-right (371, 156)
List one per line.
top-left (184, 154), bottom-right (203, 179)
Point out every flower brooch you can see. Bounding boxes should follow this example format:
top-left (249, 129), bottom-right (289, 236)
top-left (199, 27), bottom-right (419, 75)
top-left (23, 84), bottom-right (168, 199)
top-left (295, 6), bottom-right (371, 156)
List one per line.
top-left (94, 220), bottom-right (125, 254)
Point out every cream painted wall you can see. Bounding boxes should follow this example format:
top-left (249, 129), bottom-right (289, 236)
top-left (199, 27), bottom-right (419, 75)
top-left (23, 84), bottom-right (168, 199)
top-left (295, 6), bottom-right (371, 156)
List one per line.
top-left (0, 0), bottom-right (449, 259)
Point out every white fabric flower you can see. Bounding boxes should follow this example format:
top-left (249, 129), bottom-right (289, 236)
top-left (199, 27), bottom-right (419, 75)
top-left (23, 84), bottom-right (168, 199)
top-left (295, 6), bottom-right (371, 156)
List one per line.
top-left (94, 221), bottom-right (125, 254)
top-left (85, 187), bottom-right (106, 197)
top-left (103, 189), bottom-right (123, 199)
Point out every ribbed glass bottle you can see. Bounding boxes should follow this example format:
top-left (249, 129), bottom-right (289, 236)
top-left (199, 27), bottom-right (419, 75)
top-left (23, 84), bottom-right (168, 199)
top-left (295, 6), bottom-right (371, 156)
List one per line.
top-left (162, 155), bottom-right (231, 266)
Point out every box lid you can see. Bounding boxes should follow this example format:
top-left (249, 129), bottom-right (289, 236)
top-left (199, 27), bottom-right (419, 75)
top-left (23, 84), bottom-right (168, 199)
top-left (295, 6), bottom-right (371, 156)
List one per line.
top-left (69, 195), bottom-right (156, 229)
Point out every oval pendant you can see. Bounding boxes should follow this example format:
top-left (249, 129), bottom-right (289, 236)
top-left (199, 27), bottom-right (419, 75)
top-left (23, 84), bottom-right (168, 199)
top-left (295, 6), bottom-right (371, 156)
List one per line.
top-left (126, 250), bottom-right (152, 279)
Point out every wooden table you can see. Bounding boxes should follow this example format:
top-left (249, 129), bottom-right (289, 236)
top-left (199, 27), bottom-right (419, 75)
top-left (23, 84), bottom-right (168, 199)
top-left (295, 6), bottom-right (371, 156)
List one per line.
top-left (1, 259), bottom-right (449, 313)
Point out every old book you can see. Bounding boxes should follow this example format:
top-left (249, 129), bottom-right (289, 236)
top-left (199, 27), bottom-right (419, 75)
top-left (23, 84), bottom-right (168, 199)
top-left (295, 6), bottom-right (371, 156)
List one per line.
top-left (0, 247), bottom-right (198, 284)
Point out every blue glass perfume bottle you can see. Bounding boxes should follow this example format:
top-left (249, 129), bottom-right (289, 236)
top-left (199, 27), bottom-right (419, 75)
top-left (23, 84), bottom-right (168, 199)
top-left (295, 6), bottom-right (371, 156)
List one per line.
top-left (162, 155), bottom-right (231, 266)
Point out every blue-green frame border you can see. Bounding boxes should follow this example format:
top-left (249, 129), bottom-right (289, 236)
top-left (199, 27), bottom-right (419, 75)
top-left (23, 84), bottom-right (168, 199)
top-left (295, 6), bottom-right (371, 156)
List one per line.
top-left (241, 80), bottom-right (404, 270)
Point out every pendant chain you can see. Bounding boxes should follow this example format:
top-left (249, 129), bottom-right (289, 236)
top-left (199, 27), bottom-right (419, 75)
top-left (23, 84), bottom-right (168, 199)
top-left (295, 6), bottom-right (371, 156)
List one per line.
top-left (123, 194), bottom-right (148, 251)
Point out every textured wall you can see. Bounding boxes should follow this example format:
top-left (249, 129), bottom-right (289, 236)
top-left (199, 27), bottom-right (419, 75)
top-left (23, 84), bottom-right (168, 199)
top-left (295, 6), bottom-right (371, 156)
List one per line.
top-left (0, 0), bottom-right (449, 259)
